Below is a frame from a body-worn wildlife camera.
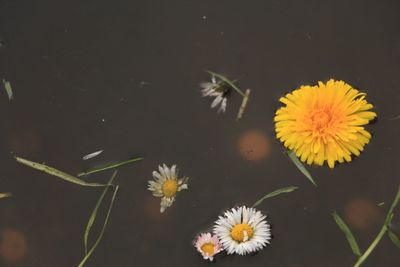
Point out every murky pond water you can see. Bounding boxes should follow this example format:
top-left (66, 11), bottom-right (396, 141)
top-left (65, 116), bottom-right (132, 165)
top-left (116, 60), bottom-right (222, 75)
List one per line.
top-left (1, 0), bottom-right (400, 266)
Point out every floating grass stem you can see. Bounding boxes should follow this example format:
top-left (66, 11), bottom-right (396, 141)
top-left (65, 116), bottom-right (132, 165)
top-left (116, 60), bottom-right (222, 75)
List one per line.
top-left (332, 212), bottom-right (361, 257)
top-left (0, 192), bottom-right (12, 199)
top-left (78, 157), bottom-right (143, 177)
top-left (2, 79), bottom-right (13, 100)
top-left (287, 150), bottom-right (317, 186)
top-left (78, 182), bottom-right (119, 267)
top-left (354, 186), bottom-right (400, 266)
top-left (388, 115), bottom-right (400, 121)
top-left (252, 186), bottom-right (298, 207)
top-left (388, 230), bottom-right (400, 249)
top-left (333, 186), bottom-right (400, 267)
top-left (84, 170), bottom-right (118, 254)
top-left (236, 88), bottom-right (251, 121)
top-left (15, 156), bottom-right (109, 187)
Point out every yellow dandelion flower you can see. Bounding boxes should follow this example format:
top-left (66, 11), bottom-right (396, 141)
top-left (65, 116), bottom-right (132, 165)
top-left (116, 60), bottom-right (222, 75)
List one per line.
top-left (274, 79), bottom-right (377, 168)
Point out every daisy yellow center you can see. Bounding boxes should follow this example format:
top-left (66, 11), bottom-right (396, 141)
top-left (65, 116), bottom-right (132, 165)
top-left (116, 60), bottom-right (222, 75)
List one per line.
top-left (230, 223), bottom-right (254, 242)
top-left (200, 242), bottom-right (215, 255)
top-left (162, 179), bottom-right (178, 197)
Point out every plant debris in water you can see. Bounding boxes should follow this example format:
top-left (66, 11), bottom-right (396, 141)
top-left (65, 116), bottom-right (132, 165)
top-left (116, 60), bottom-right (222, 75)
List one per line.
top-left (333, 185), bottom-right (400, 267)
top-left (201, 70), bottom-right (251, 120)
top-left (78, 171), bottom-right (120, 267)
top-left (0, 192), bottom-right (12, 199)
top-left (82, 150), bottom-right (104, 160)
top-left (78, 156), bottom-right (143, 176)
top-left (237, 88), bottom-right (251, 121)
top-left (2, 79), bottom-right (13, 100)
top-left (15, 156), bottom-right (110, 187)
top-left (287, 150), bottom-right (317, 186)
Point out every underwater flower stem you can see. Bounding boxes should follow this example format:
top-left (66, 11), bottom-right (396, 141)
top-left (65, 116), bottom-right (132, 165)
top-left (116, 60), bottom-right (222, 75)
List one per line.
top-left (206, 70), bottom-right (246, 97)
top-left (236, 89), bottom-right (251, 121)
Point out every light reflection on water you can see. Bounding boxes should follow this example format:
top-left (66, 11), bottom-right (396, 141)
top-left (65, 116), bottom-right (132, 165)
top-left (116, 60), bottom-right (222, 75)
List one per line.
top-left (344, 198), bottom-right (381, 230)
top-left (237, 129), bottom-right (271, 162)
top-left (0, 229), bottom-right (28, 263)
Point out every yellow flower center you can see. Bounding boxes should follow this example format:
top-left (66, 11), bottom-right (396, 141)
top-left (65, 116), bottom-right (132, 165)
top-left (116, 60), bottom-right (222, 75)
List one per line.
top-left (230, 223), bottom-right (254, 242)
top-left (162, 179), bottom-right (178, 197)
top-left (200, 242), bottom-right (215, 256)
top-left (308, 108), bottom-right (334, 132)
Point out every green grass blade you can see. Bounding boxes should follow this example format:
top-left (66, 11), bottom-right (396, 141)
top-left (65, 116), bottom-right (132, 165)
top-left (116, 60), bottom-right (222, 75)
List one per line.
top-left (15, 156), bottom-right (109, 187)
top-left (332, 212), bottom-right (361, 257)
top-left (0, 192), bottom-right (12, 199)
top-left (287, 150), bottom-right (317, 187)
top-left (354, 186), bottom-right (400, 267)
top-left (84, 170), bottom-right (118, 254)
top-left (388, 186), bottom-right (400, 214)
top-left (78, 184), bottom-right (119, 267)
top-left (388, 230), bottom-right (400, 249)
top-left (206, 70), bottom-right (245, 97)
top-left (253, 186), bottom-right (298, 207)
top-left (2, 79), bottom-right (13, 100)
top-left (78, 157), bottom-right (143, 177)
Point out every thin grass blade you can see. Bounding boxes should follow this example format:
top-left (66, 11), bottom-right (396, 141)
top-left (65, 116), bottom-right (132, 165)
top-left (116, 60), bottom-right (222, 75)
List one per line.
top-left (388, 186), bottom-right (400, 214)
top-left (206, 70), bottom-right (245, 97)
top-left (287, 150), bottom-right (317, 186)
top-left (253, 186), bottom-right (298, 207)
top-left (2, 79), bottom-right (13, 100)
top-left (388, 230), bottom-right (400, 249)
top-left (78, 157), bottom-right (143, 177)
top-left (0, 192), bottom-right (12, 199)
top-left (332, 212), bottom-right (361, 257)
top-left (84, 170), bottom-right (118, 254)
top-left (78, 185), bottom-right (119, 267)
top-left (15, 156), bottom-right (109, 187)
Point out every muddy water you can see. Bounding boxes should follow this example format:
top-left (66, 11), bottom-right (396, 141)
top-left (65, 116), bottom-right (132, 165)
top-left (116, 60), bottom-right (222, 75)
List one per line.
top-left (1, 0), bottom-right (400, 266)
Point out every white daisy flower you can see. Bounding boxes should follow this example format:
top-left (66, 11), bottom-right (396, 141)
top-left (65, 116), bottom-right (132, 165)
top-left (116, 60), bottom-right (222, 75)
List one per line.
top-left (213, 206), bottom-right (271, 255)
top-left (194, 232), bottom-right (223, 261)
top-left (147, 164), bottom-right (189, 213)
top-left (200, 76), bottom-right (228, 113)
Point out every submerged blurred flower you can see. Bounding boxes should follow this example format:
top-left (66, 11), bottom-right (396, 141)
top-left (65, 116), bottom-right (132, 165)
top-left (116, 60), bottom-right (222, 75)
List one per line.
top-left (275, 79), bottom-right (377, 168)
top-left (213, 206), bottom-right (271, 255)
top-left (194, 233), bottom-right (223, 261)
top-left (200, 76), bottom-right (228, 113)
top-left (147, 164), bottom-right (189, 213)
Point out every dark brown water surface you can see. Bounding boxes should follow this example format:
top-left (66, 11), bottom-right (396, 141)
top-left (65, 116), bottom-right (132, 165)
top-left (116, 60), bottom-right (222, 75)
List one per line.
top-left (1, 0), bottom-right (400, 266)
